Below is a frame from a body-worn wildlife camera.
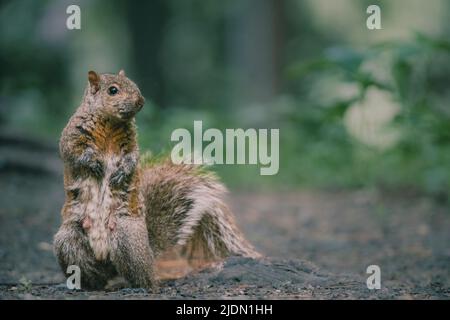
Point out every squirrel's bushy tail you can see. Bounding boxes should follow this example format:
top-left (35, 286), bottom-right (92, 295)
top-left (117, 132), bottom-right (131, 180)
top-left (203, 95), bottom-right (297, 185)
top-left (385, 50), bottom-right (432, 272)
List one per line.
top-left (140, 157), bottom-right (260, 268)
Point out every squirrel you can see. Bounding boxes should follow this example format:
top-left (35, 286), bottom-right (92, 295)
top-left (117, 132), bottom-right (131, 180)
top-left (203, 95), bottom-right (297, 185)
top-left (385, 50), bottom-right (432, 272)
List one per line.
top-left (53, 70), bottom-right (260, 290)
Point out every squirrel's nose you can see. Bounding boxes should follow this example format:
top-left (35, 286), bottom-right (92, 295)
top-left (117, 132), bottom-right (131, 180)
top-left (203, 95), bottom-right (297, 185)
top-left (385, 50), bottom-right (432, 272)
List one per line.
top-left (136, 95), bottom-right (145, 108)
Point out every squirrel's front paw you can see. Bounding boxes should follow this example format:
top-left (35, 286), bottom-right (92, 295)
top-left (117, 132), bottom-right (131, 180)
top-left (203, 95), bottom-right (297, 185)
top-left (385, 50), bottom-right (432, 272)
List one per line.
top-left (109, 168), bottom-right (129, 188)
top-left (79, 148), bottom-right (104, 178)
top-left (88, 159), bottom-right (104, 178)
top-left (109, 154), bottom-right (136, 188)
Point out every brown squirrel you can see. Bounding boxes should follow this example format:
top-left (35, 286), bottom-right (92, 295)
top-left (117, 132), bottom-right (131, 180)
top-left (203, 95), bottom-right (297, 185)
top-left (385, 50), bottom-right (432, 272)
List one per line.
top-left (54, 70), bottom-right (260, 290)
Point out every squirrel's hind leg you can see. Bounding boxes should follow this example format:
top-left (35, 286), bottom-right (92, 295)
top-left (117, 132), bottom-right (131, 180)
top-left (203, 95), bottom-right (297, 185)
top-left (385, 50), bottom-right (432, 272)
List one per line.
top-left (53, 222), bottom-right (116, 290)
top-left (109, 215), bottom-right (156, 290)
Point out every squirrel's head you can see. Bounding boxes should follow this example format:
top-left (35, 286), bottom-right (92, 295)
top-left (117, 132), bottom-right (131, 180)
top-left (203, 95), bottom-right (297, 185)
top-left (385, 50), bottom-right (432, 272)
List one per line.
top-left (86, 70), bottom-right (145, 121)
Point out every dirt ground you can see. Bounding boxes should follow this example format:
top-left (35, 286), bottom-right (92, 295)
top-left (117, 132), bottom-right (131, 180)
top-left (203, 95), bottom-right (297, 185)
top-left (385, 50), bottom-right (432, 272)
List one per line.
top-left (0, 135), bottom-right (449, 299)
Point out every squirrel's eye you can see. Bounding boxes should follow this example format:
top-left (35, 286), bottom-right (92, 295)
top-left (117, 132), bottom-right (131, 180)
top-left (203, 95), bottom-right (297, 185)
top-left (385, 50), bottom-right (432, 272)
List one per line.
top-left (108, 86), bottom-right (119, 95)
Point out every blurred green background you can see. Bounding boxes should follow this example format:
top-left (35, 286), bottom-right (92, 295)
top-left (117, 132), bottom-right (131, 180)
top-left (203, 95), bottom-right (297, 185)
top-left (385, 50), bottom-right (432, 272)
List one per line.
top-left (1, 0), bottom-right (450, 197)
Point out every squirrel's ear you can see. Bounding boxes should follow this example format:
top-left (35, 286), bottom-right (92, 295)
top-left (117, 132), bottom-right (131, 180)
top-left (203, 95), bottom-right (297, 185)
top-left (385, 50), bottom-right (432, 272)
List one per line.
top-left (88, 70), bottom-right (100, 94)
top-left (118, 69), bottom-right (126, 77)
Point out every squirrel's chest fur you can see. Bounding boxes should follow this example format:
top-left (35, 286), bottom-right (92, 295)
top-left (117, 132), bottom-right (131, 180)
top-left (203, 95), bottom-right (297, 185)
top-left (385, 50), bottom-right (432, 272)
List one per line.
top-left (64, 119), bottom-right (139, 261)
top-left (79, 156), bottom-right (122, 261)
top-left (90, 120), bottom-right (131, 154)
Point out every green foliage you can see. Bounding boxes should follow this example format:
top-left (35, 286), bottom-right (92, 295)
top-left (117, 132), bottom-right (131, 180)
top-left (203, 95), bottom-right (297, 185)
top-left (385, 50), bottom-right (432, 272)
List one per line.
top-left (129, 32), bottom-right (450, 198)
top-left (2, 1), bottom-right (450, 200)
top-left (283, 33), bottom-right (450, 198)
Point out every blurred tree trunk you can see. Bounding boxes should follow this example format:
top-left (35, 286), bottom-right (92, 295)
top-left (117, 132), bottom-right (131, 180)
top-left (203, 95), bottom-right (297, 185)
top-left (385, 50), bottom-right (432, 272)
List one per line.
top-left (227, 0), bottom-right (285, 108)
top-left (125, 0), bottom-right (169, 108)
